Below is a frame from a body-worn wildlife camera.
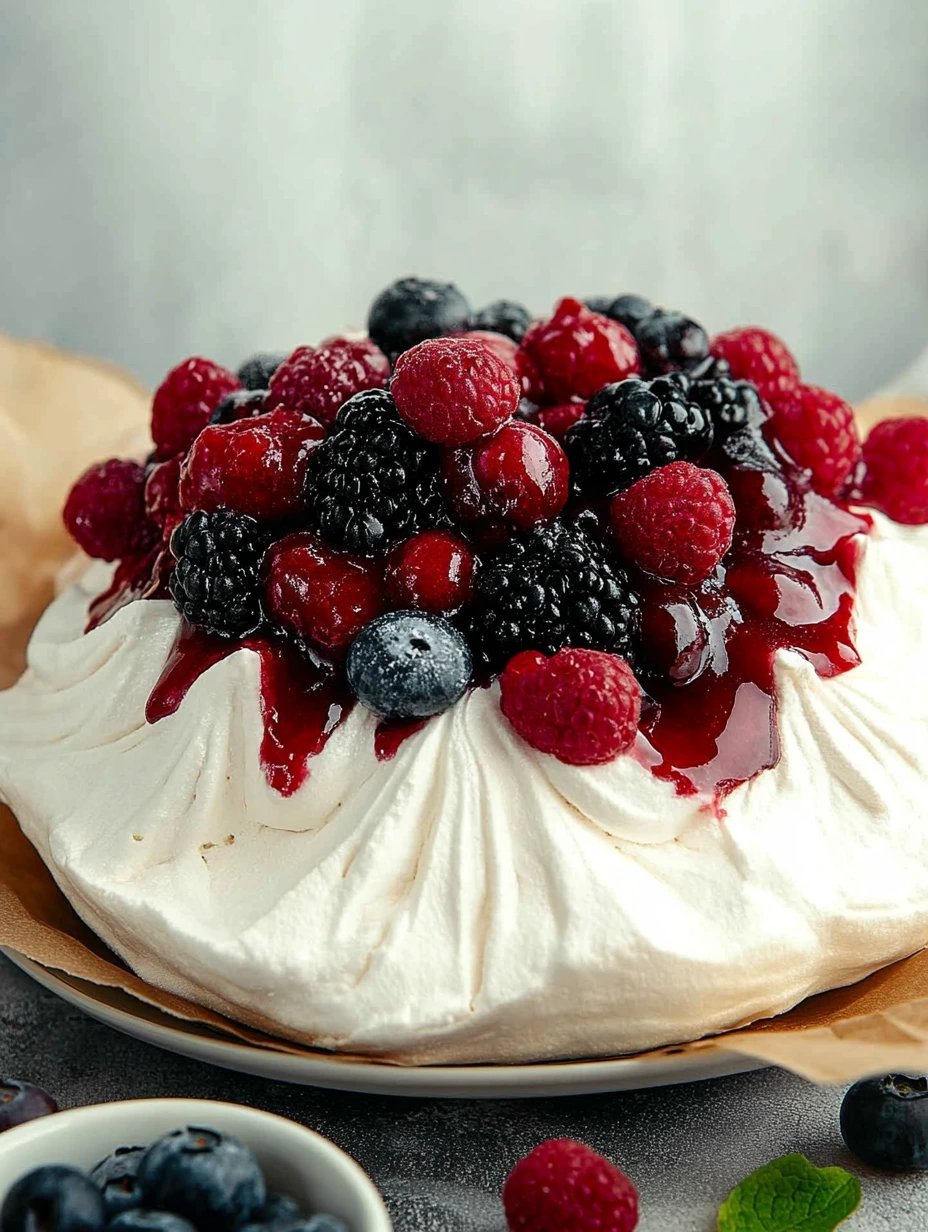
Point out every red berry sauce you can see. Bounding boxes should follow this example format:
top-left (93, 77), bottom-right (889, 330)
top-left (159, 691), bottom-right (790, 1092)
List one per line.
top-left (373, 716), bottom-right (430, 761)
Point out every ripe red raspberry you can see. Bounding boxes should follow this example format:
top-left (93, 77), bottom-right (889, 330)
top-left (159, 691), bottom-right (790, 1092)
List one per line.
top-left (710, 326), bottom-right (800, 403)
top-left (63, 458), bottom-right (156, 561)
top-left (263, 531), bottom-right (385, 658)
top-left (151, 357), bottom-right (240, 459)
top-left (391, 336), bottom-right (520, 446)
top-left (499, 649), bottom-right (641, 766)
top-left (503, 1139), bottom-right (638, 1232)
top-left (859, 416), bottom-right (928, 524)
top-left (519, 297), bottom-right (639, 404)
top-left (144, 455), bottom-right (184, 540)
top-left (441, 421), bottom-right (569, 537)
top-left (768, 383), bottom-right (860, 497)
top-left (610, 462), bottom-right (735, 586)
top-left (180, 409), bottom-right (325, 522)
top-left (530, 401), bottom-right (586, 441)
top-left (266, 337), bottom-right (390, 428)
top-left (385, 530), bottom-right (475, 613)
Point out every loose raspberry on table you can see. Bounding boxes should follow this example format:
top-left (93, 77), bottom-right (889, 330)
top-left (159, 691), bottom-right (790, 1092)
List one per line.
top-left (767, 383), bottom-right (860, 497)
top-left (519, 297), bottom-right (640, 403)
top-left (859, 416), bottom-right (928, 524)
top-left (441, 420), bottom-right (569, 537)
top-left (529, 401), bottom-right (586, 441)
top-left (180, 409), bottom-right (325, 522)
top-left (151, 357), bottom-right (241, 460)
top-left (263, 532), bottom-right (385, 659)
top-left (503, 1139), bottom-right (638, 1232)
top-left (709, 326), bottom-right (800, 403)
top-left (64, 458), bottom-right (156, 561)
top-left (266, 337), bottom-right (390, 428)
top-left (385, 530), bottom-right (475, 613)
top-left (391, 336), bottom-right (520, 446)
top-left (610, 462), bottom-right (735, 586)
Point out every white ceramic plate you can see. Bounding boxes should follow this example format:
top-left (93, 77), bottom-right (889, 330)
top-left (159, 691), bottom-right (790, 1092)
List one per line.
top-left (4, 949), bottom-right (763, 1098)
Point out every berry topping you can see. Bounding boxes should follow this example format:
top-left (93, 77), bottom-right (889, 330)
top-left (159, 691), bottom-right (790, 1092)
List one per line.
top-left (304, 389), bottom-right (449, 555)
top-left (441, 420), bottom-right (569, 537)
top-left (0, 1079), bottom-right (58, 1133)
top-left (468, 521), bottom-right (639, 670)
top-left (529, 401), bottom-right (587, 441)
top-left (391, 336), bottom-right (520, 446)
top-left (347, 611), bottom-right (473, 719)
top-left (385, 530), bottom-right (475, 613)
top-left (180, 410), bottom-right (324, 523)
top-left (602, 293), bottom-right (654, 333)
top-left (64, 459), bottom-right (156, 561)
top-left (502, 1139), bottom-right (638, 1232)
top-left (367, 276), bottom-right (471, 362)
top-left (469, 299), bottom-right (532, 342)
top-left (500, 649), bottom-right (641, 766)
top-left (263, 532), bottom-right (385, 658)
top-left (1, 1167), bottom-right (106, 1232)
top-left (144, 456), bottom-right (184, 540)
top-left (610, 462), bottom-right (735, 586)
top-left (210, 389), bottom-right (267, 425)
top-left (91, 1147), bottom-right (146, 1220)
top-left (859, 417), bottom-right (928, 524)
top-left (138, 1127), bottom-right (266, 1232)
top-left (266, 337), bottom-right (390, 428)
top-left (689, 372), bottom-right (766, 437)
top-left (710, 325), bottom-right (800, 403)
top-left (151, 358), bottom-right (240, 460)
top-left (565, 374), bottom-right (713, 497)
top-left (519, 297), bottom-right (639, 403)
top-left (841, 1075), bottom-right (928, 1171)
top-left (170, 511), bottom-right (268, 638)
top-left (236, 352), bottom-right (288, 390)
top-left (716, 427), bottom-right (802, 531)
top-left (635, 308), bottom-right (709, 375)
top-left (767, 382), bottom-right (860, 497)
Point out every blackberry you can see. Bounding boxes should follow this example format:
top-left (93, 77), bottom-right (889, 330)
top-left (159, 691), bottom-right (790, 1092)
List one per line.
top-left (304, 389), bottom-right (449, 555)
top-left (210, 389), bottom-right (267, 425)
top-left (169, 510), bottom-right (267, 637)
top-left (469, 298), bottom-right (532, 342)
top-left (468, 521), bottom-right (639, 671)
top-left (690, 374), bottom-right (766, 437)
top-left (564, 374), bottom-right (713, 497)
top-left (367, 277), bottom-right (471, 363)
top-left (236, 351), bottom-right (288, 390)
top-left (635, 308), bottom-right (709, 375)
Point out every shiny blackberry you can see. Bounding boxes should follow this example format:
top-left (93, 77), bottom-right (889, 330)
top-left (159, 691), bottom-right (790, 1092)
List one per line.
top-left (367, 277), bottom-right (471, 362)
top-left (635, 308), bottom-right (709, 374)
top-left (690, 374), bottom-right (767, 437)
top-left (469, 299), bottom-right (532, 342)
top-left (564, 374), bottom-right (713, 497)
top-left (169, 510), bottom-right (267, 637)
top-left (468, 521), bottom-right (639, 671)
top-left (304, 389), bottom-right (449, 555)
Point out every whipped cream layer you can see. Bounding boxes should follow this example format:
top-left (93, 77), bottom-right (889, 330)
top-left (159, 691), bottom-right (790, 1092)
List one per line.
top-left (2, 513), bottom-right (928, 1063)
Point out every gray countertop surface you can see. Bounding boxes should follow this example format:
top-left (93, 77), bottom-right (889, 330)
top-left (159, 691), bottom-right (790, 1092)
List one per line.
top-left (1, 955), bottom-right (926, 1231)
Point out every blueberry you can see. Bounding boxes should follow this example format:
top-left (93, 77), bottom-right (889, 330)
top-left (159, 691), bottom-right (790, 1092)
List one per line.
top-left (635, 309), bottom-right (709, 375)
top-left (1, 1166), bottom-right (105, 1232)
top-left (469, 299), bottom-right (531, 343)
top-left (236, 352), bottom-right (289, 391)
top-left (138, 1126), bottom-right (266, 1232)
top-left (90, 1146), bottom-right (146, 1219)
top-left (605, 294), bottom-right (654, 333)
top-left (253, 1194), bottom-right (301, 1226)
top-left (210, 389), bottom-right (267, 425)
top-left (347, 611), bottom-right (473, 719)
top-left (841, 1074), bottom-right (928, 1170)
top-left (303, 1218), bottom-right (349, 1232)
top-left (109, 1213), bottom-right (197, 1232)
top-left (583, 296), bottom-right (615, 316)
top-left (368, 277), bottom-right (471, 363)
top-left (0, 1079), bottom-right (58, 1132)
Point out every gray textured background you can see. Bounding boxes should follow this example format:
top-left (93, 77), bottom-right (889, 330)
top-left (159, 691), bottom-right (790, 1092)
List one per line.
top-left (2, 955), bottom-right (927, 1230)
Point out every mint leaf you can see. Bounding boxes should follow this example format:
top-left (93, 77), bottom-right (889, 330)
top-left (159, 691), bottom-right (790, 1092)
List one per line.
top-left (717, 1154), bottom-right (861, 1232)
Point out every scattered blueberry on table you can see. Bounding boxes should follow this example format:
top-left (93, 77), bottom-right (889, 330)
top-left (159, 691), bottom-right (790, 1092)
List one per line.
top-left (841, 1074), bottom-right (928, 1171)
top-left (0, 1081), bottom-right (58, 1133)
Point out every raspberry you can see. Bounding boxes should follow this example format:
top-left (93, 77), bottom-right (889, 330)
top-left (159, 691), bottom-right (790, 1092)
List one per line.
top-left (385, 530), bottom-right (475, 613)
top-left (263, 532), bottom-right (385, 658)
top-left (469, 299), bottom-right (532, 343)
top-left (461, 328), bottom-right (541, 401)
top-left (710, 326), bottom-right (800, 403)
top-left (266, 337), bottom-right (390, 428)
top-left (519, 297), bottom-right (640, 403)
top-left (635, 308), bottom-right (709, 375)
top-left (610, 462), bottom-right (735, 586)
top-left (503, 1139), bottom-right (638, 1232)
top-left (169, 510), bottom-right (268, 637)
top-left (144, 455), bottom-right (184, 540)
top-left (180, 409), bottom-right (325, 522)
top-left (367, 276), bottom-right (471, 363)
top-left (440, 421), bottom-right (569, 537)
top-left (64, 458), bottom-right (156, 561)
top-left (529, 401), bottom-right (586, 441)
top-left (151, 357), bottom-right (240, 460)
top-left (768, 383), bottom-right (860, 497)
top-left (859, 417), bottom-right (928, 524)
top-left (391, 336), bottom-right (520, 446)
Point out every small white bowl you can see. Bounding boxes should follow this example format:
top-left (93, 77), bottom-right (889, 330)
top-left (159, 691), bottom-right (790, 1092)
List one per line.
top-left (0, 1098), bottom-right (391, 1232)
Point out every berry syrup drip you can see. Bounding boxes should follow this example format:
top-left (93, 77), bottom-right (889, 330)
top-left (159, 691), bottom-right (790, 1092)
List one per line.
top-left (86, 545), bottom-right (169, 632)
top-left (637, 486), bottom-right (871, 796)
top-left (146, 623), bottom-right (353, 797)
top-left (374, 716), bottom-right (429, 761)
